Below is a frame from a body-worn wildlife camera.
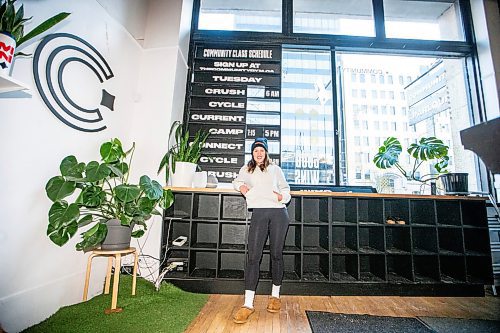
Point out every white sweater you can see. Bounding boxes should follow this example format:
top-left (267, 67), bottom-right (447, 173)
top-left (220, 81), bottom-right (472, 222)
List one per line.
top-left (232, 164), bottom-right (291, 208)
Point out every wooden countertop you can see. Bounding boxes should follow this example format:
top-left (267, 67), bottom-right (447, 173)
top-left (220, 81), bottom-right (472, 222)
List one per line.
top-left (165, 187), bottom-right (487, 200)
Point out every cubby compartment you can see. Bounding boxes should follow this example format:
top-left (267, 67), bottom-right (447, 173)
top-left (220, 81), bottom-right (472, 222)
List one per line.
top-left (331, 226), bottom-right (357, 254)
top-left (463, 229), bottom-right (491, 256)
top-left (413, 255), bottom-right (440, 283)
top-left (219, 223), bottom-right (246, 250)
top-left (191, 221), bottom-right (218, 248)
top-left (466, 256), bottom-right (493, 284)
top-left (438, 228), bottom-right (464, 255)
top-left (303, 197), bottom-right (329, 223)
top-left (190, 250), bottom-right (217, 278)
top-left (302, 254), bottom-right (329, 281)
top-left (384, 199), bottom-right (409, 224)
top-left (331, 255), bottom-right (358, 281)
top-left (221, 195), bottom-right (247, 220)
top-left (359, 255), bottom-right (386, 282)
top-left (193, 194), bottom-right (219, 220)
top-left (303, 225), bottom-right (329, 252)
top-left (461, 201), bottom-right (487, 227)
top-left (385, 226), bottom-right (411, 254)
top-left (283, 254), bottom-right (301, 280)
top-left (284, 225), bottom-right (301, 252)
top-left (358, 199), bottom-right (384, 224)
top-left (359, 226), bottom-right (384, 254)
top-left (168, 221), bottom-right (190, 248)
top-left (164, 249), bottom-right (189, 278)
top-left (218, 252), bottom-right (245, 279)
top-left (331, 198), bottom-right (357, 224)
top-left (436, 200), bottom-right (461, 226)
top-left (440, 255), bottom-right (466, 283)
top-left (410, 200), bottom-right (436, 225)
top-left (387, 255), bottom-right (413, 283)
top-left (166, 193), bottom-right (192, 218)
top-left (287, 197), bottom-right (302, 223)
top-left (412, 227), bottom-right (438, 254)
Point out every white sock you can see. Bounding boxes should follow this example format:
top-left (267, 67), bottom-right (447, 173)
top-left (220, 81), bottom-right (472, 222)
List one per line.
top-left (244, 289), bottom-right (255, 308)
top-left (271, 284), bottom-right (281, 298)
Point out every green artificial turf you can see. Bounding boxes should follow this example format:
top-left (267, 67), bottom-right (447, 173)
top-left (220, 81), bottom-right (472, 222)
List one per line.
top-left (24, 275), bottom-right (208, 333)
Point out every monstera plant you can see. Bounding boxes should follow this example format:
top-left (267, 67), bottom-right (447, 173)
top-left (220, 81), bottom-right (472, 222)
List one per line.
top-left (45, 138), bottom-right (173, 251)
top-left (373, 136), bottom-right (449, 183)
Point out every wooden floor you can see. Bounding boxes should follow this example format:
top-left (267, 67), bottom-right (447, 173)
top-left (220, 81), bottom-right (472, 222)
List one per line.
top-left (185, 293), bottom-right (500, 333)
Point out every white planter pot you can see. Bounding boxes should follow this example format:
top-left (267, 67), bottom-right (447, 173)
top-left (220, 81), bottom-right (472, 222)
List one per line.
top-left (193, 171), bottom-right (208, 188)
top-left (170, 161), bottom-right (197, 187)
top-left (0, 32), bottom-right (16, 76)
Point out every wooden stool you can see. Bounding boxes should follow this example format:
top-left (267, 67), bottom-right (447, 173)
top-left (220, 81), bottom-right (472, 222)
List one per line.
top-left (82, 247), bottom-right (138, 314)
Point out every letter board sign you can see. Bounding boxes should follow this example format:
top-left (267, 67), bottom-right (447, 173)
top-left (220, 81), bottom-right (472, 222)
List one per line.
top-left (198, 139), bottom-right (245, 154)
top-left (191, 84), bottom-right (247, 97)
top-left (194, 59), bottom-right (281, 74)
top-left (198, 154), bottom-right (245, 168)
top-left (188, 44), bottom-right (282, 183)
top-left (190, 97), bottom-right (247, 111)
top-left (189, 110), bottom-right (246, 124)
top-left (196, 46), bottom-right (281, 61)
top-left (193, 72), bottom-right (281, 87)
top-left (189, 123), bottom-right (246, 140)
top-left (205, 167), bottom-right (240, 183)
top-left (246, 125), bottom-right (281, 139)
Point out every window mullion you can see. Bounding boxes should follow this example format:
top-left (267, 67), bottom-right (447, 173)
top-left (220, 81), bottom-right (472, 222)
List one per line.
top-left (372, 0), bottom-right (386, 39)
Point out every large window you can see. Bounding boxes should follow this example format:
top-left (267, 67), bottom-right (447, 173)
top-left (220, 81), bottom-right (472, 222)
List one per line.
top-left (337, 53), bottom-right (477, 193)
top-left (198, 0), bottom-right (282, 32)
top-left (293, 0), bottom-right (375, 36)
top-left (191, 0), bottom-right (485, 194)
top-left (383, 0), bottom-right (464, 41)
top-left (281, 48), bottom-right (335, 184)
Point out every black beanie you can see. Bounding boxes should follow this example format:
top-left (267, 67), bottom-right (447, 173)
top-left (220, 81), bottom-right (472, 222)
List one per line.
top-left (251, 137), bottom-right (268, 152)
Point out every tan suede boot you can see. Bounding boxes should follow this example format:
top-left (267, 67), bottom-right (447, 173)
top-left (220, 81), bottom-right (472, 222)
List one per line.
top-left (233, 306), bottom-right (255, 324)
top-left (266, 296), bottom-right (281, 313)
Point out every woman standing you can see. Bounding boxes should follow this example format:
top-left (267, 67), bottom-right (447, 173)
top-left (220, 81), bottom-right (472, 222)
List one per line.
top-left (232, 137), bottom-right (291, 324)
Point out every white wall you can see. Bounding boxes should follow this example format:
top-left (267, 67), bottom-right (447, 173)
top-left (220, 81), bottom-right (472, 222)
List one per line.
top-left (0, 0), bottom-right (191, 331)
top-left (96, 0), bottom-right (150, 45)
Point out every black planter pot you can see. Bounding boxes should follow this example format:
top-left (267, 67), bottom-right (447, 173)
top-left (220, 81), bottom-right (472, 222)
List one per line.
top-left (101, 219), bottom-right (133, 250)
top-left (439, 173), bottom-right (469, 194)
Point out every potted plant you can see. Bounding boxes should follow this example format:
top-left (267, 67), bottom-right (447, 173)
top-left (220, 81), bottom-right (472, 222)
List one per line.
top-left (373, 137), bottom-right (450, 192)
top-left (0, 0), bottom-right (70, 74)
top-left (45, 138), bottom-right (174, 251)
top-left (157, 121), bottom-right (210, 187)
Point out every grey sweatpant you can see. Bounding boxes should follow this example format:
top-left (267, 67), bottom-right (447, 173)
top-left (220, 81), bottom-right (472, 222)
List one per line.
top-left (245, 208), bottom-right (290, 291)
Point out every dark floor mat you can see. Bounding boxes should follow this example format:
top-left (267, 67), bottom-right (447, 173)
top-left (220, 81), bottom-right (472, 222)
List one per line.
top-left (418, 316), bottom-right (500, 333)
top-left (306, 311), bottom-right (435, 333)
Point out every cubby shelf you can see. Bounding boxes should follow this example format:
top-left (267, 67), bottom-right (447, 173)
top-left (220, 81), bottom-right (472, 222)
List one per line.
top-left (161, 189), bottom-right (493, 296)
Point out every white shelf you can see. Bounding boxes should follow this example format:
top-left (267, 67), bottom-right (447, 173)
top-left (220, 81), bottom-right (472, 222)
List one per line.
top-left (0, 73), bottom-right (30, 94)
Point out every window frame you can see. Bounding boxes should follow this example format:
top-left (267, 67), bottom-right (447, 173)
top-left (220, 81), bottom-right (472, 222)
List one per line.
top-left (187, 0), bottom-right (489, 191)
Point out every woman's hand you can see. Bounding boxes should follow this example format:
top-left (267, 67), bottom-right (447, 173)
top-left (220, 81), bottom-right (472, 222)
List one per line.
top-left (273, 191), bottom-right (283, 202)
top-left (239, 184), bottom-right (249, 195)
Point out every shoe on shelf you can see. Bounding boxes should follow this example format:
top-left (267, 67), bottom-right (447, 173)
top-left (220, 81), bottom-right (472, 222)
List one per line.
top-left (233, 306), bottom-right (255, 324)
top-left (267, 296), bottom-right (281, 313)
top-left (396, 217), bottom-right (406, 225)
top-left (386, 216), bottom-right (396, 224)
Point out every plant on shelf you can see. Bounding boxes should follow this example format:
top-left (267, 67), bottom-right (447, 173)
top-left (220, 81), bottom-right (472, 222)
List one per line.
top-left (373, 136), bottom-right (449, 183)
top-left (0, 0), bottom-right (70, 52)
top-left (157, 120), bottom-right (210, 185)
top-left (45, 138), bottom-right (174, 251)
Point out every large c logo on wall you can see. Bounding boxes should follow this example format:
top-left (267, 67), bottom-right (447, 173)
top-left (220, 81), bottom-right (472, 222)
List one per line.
top-left (33, 33), bottom-right (115, 132)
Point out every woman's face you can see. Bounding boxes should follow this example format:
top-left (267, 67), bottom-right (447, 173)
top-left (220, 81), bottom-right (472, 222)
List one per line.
top-left (252, 146), bottom-right (266, 165)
